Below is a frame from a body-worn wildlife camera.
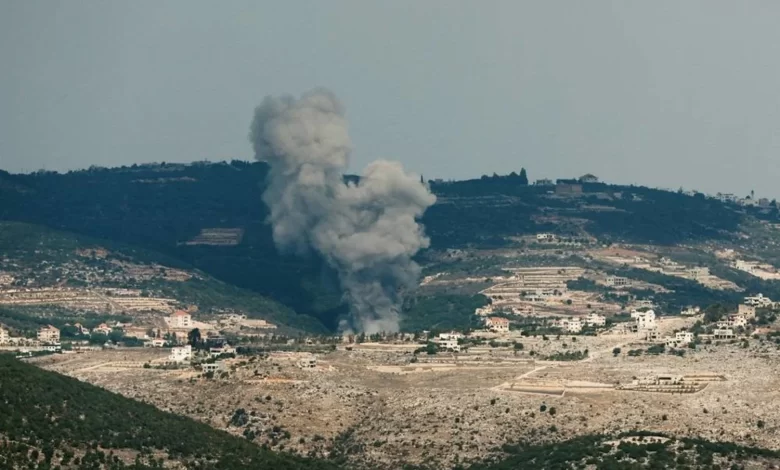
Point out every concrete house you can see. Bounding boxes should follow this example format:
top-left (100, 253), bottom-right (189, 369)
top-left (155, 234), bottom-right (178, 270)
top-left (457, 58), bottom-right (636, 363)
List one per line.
top-left (631, 310), bottom-right (656, 331)
top-left (93, 323), bottom-right (113, 335)
top-left (744, 293), bottom-right (773, 307)
top-left (0, 326), bottom-right (8, 344)
top-left (536, 233), bottom-right (557, 242)
top-left (681, 306), bottom-right (701, 316)
top-left (144, 338), bottom-right (167, 348)
top-left (209, 344), bottom-right (236, 358)
top-left (436, 333), bottom-right (462, 352)
top-left (37, 325), bottom-right (60, 344)
top-left (717, 315), bottom-right (748, 329)
top-left (578, 174), bottom-right (599, 183)
top-left (666, 331), bottom-right (694, 348)
top-left (202, 362), bottom-right (227, 374)
top-left (167, 310), bottom-right (192, 329)
top-left (712, 328), bottom-right (736, 339)
top-left (738, 304), bottom-right (756, 319)
top-left (606, 276), bottom-right (632, 287)
top-left (585, 313), bottom-right (606, 328)
top-left (438, 332), bottom-right (463, 341)
top-left (474, 305), bottom-right (495, 316)
top-left (168, 344), bottom-right (192, 363)
top-left (555, 183), bottom-right (583, 196)
top-left (553, 318), bottom-right (583, 333)
top-left (485, 317), bottom-right (509, 333)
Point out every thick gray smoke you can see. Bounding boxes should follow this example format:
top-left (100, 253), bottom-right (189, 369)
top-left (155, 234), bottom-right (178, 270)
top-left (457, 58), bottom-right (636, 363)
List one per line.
top-left (250, 89), bottom-right (436, 334)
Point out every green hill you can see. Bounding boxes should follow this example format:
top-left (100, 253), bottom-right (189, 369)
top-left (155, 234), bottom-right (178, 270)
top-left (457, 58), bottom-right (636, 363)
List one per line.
top-left (0, 354), bottom-right (339, 469)
top-left (1, 162), bottom-right (778, 330)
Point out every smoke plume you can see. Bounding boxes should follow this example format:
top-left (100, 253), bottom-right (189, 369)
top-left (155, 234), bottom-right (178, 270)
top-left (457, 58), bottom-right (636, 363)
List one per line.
top-left (250, 89), bottom-right (436, 333)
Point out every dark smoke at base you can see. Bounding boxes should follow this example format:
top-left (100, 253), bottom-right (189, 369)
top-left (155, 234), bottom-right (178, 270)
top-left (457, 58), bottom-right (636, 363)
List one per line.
top-left (249, 89), bottom-right (436, 334)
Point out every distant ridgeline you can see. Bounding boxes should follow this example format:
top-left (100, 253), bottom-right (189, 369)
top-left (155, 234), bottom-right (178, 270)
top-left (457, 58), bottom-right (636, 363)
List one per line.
top-left (0, 354), bottom-right (337, 469)
top-left (0, 162), bottom-right (771, 330)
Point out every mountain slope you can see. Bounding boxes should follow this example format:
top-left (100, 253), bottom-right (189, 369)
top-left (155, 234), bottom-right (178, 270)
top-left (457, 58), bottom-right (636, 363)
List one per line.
top-left (0, 354), bottom-right (339, 469)
top-left (0, 221), bottom-right (328, 333)
top-left (1, 162), bottom-right (778, 330)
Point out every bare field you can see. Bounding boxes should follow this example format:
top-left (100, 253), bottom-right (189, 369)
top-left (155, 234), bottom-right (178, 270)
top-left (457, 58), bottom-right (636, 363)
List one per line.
top-left (31, 334), bottom-right (780, 469)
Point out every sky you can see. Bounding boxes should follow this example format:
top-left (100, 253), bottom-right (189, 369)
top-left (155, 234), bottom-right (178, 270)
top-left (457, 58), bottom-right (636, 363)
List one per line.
top-left (1, 1), bottom-right (780, 198)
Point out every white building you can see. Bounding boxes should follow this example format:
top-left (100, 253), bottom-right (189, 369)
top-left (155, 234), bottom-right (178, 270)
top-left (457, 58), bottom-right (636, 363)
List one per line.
top-left (144, 338), bottom-right (166, 348)
top-left (681, 306), bottom-right (701, 316)
top-left (584, 313), bottom-right (606, 328)
top-left (93, 323), bottom-right (113, 335)
top-left (485, 317), bottom-right (509, 333)
top-left (717, 315), bottom-right (748, 329)
top-left (218, 313), bottom-right (247, 326)
top-left (168, 344), bottom-right (192, 363)
top-left (475, 305), bottom-right (495, 316)
top-left (202, 362), bottom-right (227, 374)
top-left (745, 294), bottom-right (774, 307)
top-left (712, 328), bottom-right (735, 339)
top-left (605, 276), bottom-right (632, 287)
top-left (37, 325), bottom-right (60, 344)
top-left (631, 310), bottom-right (656, 331)
top-left (438, 332), bottom-right (464, 341)
top-left (167, 310), bottom-right (192, 329)
top-left (510, 305), bottom-right (535, 315)
top-left (716, 193), bottom-right (738, 203)
top-left (436, 336), bottom-right (461, 352)
top-left (634, 300), bottom-right (656, 309)
top-left (0, 327), bottom-right (8, 344)
top-left (666, 331), bottom-right (694, 348)
top-left (536, 233), bottom-right (557, 242)
top-left (209, 344), bottom-right (236, 358)
top-left (555, 318), bottom-right (583, 333)
top-left (73, 323), bottom-right (90, 335)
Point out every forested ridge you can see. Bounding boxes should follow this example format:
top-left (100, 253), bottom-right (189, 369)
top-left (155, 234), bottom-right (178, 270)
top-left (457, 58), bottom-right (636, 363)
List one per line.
top-left (0, 162), bottom-right (772, 331)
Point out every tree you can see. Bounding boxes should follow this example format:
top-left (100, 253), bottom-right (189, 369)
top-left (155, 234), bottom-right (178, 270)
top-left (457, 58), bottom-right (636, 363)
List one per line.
top-left (188, 328), bottom-right (202, 347)
top-left (519, 168), bottom-right (528, 185)
top-left (612, 347), bottom-right (621, 357)
top-left (704, 304), bottom-right (729, 324)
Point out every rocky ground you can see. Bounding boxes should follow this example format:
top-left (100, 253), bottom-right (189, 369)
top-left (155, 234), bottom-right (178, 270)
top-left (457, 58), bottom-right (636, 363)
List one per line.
top-left (31, 330), bottom-right (780, 469)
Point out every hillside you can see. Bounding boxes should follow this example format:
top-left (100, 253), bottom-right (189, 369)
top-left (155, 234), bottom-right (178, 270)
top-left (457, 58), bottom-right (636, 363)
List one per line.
top-left (2, 162), bottom-right (780, 330)
top-left (465, 433), bottom-right (780, 470)
top-left (0, 354), bottom-right (338, 469)
top-left (0, 221), bottom-right (327, 333)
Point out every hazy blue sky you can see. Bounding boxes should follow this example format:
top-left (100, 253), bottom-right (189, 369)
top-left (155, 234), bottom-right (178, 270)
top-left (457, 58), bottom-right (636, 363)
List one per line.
top-left (2, 1), bottom-right (780, 197)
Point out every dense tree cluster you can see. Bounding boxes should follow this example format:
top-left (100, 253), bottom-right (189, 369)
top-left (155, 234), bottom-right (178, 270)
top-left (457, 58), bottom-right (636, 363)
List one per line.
top-left (464, 432), bottom-right (780, 470)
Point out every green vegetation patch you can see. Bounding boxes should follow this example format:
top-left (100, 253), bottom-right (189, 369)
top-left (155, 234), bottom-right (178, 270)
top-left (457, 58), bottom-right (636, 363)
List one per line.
top-left (0, 355), bottom-right (338, 469)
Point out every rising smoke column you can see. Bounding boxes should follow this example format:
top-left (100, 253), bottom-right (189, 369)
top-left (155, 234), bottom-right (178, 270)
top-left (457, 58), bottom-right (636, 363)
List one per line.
top-left (250, 89), bottom-right (436, 333)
